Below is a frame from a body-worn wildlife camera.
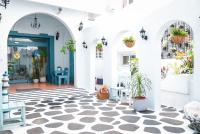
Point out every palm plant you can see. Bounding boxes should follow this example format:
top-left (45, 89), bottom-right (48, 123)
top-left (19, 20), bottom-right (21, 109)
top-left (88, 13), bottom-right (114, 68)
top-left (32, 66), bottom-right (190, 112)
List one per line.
top-left (61, 39), bottom-right (76, 54)
top-left (130, 72), bottom-right (151, 98)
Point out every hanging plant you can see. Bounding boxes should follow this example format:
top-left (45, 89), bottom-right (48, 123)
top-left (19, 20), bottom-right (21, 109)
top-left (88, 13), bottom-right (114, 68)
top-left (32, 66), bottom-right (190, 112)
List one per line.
top-left (60, 39), bottom-right (76, 54)
top-left (96, 43), bottom-right (103, 51)
top-left (170, 28), bottom-right (188, 44)
top-left (123, 36), bottom-right (136, 48)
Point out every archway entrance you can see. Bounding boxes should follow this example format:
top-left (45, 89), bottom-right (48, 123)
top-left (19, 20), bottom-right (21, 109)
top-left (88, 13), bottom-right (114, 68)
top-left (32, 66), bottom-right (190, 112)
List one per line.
top-left (7, 13), bottom-right (74, 85)
top-left (160, 21), bottom-right (193, 109)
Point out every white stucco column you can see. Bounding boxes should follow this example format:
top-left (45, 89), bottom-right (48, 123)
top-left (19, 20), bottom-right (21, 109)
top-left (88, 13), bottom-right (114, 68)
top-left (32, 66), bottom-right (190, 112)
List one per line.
top-left (191, 27), bottom-right (200, 101)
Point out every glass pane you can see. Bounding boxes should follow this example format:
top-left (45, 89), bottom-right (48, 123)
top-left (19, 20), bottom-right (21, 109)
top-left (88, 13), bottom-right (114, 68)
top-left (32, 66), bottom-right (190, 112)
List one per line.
top-left (123, 56), bottom-right (129, 65)
top-left (8, 37), bottom-right (48, 43)
top-left (8, 46), bottom-right (48, 82)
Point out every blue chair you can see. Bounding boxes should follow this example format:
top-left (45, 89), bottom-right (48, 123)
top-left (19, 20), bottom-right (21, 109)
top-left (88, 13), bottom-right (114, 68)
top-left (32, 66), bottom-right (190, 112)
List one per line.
top-left (54, 67), bottom-right (69, 85)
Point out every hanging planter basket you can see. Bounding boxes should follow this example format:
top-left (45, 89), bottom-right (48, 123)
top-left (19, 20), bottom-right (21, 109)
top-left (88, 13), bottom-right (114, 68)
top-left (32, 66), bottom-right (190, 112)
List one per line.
top-left (96, 48), bottom-right (103, 51)
top-left (171, 35), bottom-right (188, 44)
top-left (125, 41), bottom-right (135, 48)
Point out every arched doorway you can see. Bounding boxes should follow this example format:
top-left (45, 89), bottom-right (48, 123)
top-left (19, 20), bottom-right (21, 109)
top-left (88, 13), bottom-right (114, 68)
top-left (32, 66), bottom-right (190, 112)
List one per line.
top-left (7, 13), bottom-right (75, 85)
top-left (160, 20), bottom-right (193, 109)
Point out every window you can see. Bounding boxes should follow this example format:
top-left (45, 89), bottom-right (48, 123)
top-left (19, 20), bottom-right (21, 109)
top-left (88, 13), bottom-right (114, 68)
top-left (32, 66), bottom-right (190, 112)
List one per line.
top-left (122, 55), bottom-right (136, 65)
top-left (129, 0), bottom-right (133, 4)
top-left (122, 0), bottom-right (133, 8)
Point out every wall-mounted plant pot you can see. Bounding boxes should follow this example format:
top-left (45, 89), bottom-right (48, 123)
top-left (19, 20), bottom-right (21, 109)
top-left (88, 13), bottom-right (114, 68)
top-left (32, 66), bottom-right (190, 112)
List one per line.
top-left (132, 96), bottom-right (148, 111)
top-left (171, 35), bottom-right (188, 44)
top-left (33, 79), bottom-right (39, 83)
top-left (125, 41), bottom-right (135, 48)
top-left (96, 48), bottom-right (103, 51)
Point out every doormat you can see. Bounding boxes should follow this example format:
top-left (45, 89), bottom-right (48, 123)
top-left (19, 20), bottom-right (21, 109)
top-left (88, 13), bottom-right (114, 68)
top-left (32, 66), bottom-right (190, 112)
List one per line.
top-left (16, 88), bottom-right (41, 92)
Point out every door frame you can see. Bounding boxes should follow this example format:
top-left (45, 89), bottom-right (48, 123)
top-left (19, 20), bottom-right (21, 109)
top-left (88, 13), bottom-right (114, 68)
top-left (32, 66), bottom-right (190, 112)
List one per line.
top-left (8, 31), bottom-right (55, 83)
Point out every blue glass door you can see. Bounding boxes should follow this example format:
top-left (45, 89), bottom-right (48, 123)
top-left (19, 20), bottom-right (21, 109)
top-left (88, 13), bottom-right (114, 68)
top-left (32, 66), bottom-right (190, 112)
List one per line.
top-left (8, 36), bottom-right (48, 83)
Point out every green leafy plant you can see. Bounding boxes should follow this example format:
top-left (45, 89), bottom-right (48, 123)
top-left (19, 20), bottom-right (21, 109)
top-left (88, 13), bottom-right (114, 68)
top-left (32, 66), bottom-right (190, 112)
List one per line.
top-left (32, 57), bottom-right (40, 79)
top-left (180, 49), bottom-right (193, 74)
top-left (61, 40), bottom-right (76, 54)
top-left (123, 36), bottom-right (136, 44)
top-left (170, 63), bottom-right (181, 74)
top-left (129, 58), bottom-right (139, 76)
top-left (171, 28), bottom-right (188, 37)
top-left (39, 48), bottom-right (47, 77)
top-left (130, 72), bottom-right (151, 98)
top-left (96, 43), bottom-right (103, 51)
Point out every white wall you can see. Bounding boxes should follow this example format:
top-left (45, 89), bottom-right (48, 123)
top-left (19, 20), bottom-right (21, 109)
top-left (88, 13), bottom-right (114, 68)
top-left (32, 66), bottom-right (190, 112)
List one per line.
top-left (95, 59), bottom-right (103, 78)
top-left (0, 0), bottom-right (91, 89)
top-left (82, 0), bottom-right (200, 110)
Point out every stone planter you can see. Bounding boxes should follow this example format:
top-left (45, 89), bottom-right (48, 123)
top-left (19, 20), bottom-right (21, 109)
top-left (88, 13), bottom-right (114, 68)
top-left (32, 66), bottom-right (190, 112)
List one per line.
top-left (40, 77), bottom-right (46, 83)
top-left (161, 74), bottom-right (192, 94)
top-left (131, 97), bottom-right (149, 111)
top-left (33, 79), bottom-right (39, 83)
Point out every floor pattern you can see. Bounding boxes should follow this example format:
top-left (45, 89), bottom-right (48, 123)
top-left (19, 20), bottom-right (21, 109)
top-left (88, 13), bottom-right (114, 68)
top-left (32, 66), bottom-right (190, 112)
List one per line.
top-left (1, 88), bottom-right (194, 134)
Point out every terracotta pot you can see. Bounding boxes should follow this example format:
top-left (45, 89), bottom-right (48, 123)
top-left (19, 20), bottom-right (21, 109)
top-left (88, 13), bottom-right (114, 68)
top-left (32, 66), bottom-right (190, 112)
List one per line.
top-left (125, 41), bottom-right (135, 48)
top-left (96, 48), bottom-right (103, 51)
top-left (171, 35), bottom-right (188, 44)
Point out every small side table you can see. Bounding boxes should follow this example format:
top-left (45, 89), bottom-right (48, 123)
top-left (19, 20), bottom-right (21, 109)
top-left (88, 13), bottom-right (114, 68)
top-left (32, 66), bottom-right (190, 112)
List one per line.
top-left (109, 87), bottom-right (124, 101)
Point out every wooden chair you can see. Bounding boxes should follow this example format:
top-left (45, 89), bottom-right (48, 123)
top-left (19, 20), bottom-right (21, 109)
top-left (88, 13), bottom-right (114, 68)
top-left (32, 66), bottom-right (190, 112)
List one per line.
top-left (0, 72), bottom-right (26, 130)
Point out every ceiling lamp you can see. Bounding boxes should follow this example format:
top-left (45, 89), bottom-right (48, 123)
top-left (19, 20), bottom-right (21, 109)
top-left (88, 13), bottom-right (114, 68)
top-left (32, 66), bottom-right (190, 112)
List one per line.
top-left (0, 0), bottom-right (10, 9)
top-left (31, 14), bottom-right (41, 29)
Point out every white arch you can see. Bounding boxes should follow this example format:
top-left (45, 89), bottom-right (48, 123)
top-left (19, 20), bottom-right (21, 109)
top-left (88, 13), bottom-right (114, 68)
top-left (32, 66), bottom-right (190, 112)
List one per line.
top-left (0, 11), bottom-right (78, 85)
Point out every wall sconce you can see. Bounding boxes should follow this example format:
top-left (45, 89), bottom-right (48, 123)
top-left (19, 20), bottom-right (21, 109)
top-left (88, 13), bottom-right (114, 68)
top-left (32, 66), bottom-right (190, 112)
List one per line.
top-left (140, 27), bottom-right (148, 40)
top-left (82, 41), bottom-right (87, 49)
top-left (57, 7), bottom-right (62, 14)
top-left (78, 21), bottom-right (83, 31)
top-left (101, 36), bottom-right (108, 46)
top-left (0, 0), bottom-right (10, 9)
top-left (0, 13), bottom-right (2, 22)
top-left (56, 32), bottom-right (60, 40)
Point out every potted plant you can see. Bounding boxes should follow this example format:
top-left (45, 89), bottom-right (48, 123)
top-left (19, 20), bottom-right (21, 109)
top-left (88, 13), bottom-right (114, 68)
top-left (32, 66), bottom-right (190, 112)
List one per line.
top-left (170, 27), bottom-right (188, 44)
top-left (32, 52), bottom-right (40, 83)
top-left (129, 58), bottom-right (139, 76)
top-left (60, 39), bottom-right (76, 54)
top-left (96, 43), bottom-right (103, 51)
top-left (32, 69), bottom-right (39, 83)
top-left (130, 72), bottom-right (152, 111)
top-left (123, 36), bottom-right (136, 48)
top-left (39, 49), bottom-right (47, 83)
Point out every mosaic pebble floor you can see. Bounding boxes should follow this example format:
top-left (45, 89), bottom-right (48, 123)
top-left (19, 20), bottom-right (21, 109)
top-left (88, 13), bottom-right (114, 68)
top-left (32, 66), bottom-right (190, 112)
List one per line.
top-left (0, 88), bottom-right (195, 134)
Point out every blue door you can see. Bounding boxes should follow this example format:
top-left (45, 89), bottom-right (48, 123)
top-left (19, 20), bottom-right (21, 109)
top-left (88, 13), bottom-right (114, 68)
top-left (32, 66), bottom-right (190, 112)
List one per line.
top-left (7, 31), bottom-right (54, 84)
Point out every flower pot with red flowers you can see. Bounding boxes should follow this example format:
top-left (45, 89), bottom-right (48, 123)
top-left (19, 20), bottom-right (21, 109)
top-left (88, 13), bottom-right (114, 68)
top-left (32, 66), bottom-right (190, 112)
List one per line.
top-left (123, 36), bottom-right (136, 48)
top-left (130, 72), bottom-right (152, 111)
top-left (170, 28), bottom-right (188, 44)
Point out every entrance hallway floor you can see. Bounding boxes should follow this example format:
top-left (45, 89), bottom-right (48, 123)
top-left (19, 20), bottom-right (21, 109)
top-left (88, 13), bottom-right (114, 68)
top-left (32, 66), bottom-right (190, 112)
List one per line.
top-left (2, 88), bottom-right (194, 134)
top-left (9, 83), bottom-right (74, 93)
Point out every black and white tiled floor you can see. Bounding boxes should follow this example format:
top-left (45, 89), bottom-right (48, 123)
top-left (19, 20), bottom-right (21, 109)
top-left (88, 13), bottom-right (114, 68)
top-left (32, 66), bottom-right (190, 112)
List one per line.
top-left (1, 88), bottom-right (194, 134)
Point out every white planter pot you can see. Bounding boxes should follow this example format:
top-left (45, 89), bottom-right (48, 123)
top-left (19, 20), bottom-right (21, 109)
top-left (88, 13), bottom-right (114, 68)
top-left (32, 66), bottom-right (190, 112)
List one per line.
top-left (133, 98), bottom-right (149, 111)
top-left (33, 79), bottom-right (39, 83)
top-left (161, 74), bottom-right (192, 94)
top-left (40, 77), bottom-right (46, 83)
